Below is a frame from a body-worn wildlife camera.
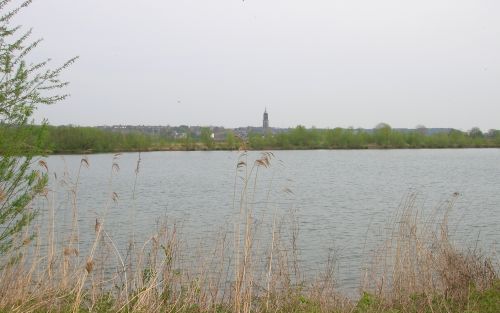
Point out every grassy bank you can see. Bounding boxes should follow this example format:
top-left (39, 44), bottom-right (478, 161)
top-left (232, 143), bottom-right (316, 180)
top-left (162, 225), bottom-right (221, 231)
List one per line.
top-left (0, 153), bottom-right (498, 313)
top-left (2, 125), bottom-right (500, 154)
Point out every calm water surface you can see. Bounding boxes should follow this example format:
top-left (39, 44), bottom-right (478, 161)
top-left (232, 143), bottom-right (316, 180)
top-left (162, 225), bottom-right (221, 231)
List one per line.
top-left (41, 149), bottom-right (500, 293)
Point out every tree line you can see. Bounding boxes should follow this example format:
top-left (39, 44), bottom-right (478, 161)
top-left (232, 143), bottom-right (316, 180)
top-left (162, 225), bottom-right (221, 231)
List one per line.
top-left (2, 124), bottom-right (499, 154)
top-left (248, 125), bottom-right (500, 150)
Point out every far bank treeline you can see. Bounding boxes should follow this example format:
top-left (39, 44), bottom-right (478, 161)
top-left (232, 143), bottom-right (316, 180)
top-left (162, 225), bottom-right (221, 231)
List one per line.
top-left (1, 124), bottom-right (500, 154)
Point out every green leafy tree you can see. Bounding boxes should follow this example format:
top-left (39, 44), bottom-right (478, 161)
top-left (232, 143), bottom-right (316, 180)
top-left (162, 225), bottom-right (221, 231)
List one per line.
top-left (388, 130), bottom-right (406, 148)
top-left (374, 123), bottom-right (392, 147)
top-left (344, 127), bottom-right (364, 148)
top-left (407, 126), bottom-right (427, 148)
top-left (469, 127), bottom-right (483, 138)
top-left (289, 125), bottom-right (308, 147)
top-left (183, 132), bottom-right (194, 150)
top-left (448, 129), bottom-right (467, 148)
top-left (0, 0), bottom-right (76, 253)
top-left (325, 127), bottom-right (343, 148)
top-left (224, 130), bottom-right (238, 150)
top-left (200, 127), bottom-right (214, 149)
top-left (486, 129), bottom-right (500, 146)
top-left (248, 132), bottom-right (264, 150)
top-left (274, 132), bottom-right (290, 149)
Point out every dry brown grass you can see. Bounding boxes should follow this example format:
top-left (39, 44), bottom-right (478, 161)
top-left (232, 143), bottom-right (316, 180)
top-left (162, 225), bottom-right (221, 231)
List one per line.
top-left (0, 152), bottom-right (344, 312)
top-left (0, 153), bottom-right (497, 313)
top-left (362, 193), bottom-right (498, 310)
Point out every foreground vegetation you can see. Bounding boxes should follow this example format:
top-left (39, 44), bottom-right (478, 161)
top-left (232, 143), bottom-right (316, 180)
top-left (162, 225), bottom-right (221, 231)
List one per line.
top-left (1, 124), bottom-right (500, 154)
top-left (0, 2), bottom-right (498, 312)
top-left (0, 153), bottom-right (498, 313)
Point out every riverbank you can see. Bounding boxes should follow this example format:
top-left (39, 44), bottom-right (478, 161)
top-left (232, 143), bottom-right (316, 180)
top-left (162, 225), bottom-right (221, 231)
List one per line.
top-left (2, 124), bottom-right (500, 155)
top-left (45, 145), bottom-right (500, 155)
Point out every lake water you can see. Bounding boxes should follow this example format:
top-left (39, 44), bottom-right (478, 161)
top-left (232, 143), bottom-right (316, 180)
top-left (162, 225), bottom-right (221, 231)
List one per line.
top-left (40, 149), bottom-right (500, 294)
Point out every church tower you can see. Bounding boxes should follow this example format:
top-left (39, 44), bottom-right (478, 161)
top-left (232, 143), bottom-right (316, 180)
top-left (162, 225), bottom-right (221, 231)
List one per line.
top-left (263, 108), bottom-right (269, 130)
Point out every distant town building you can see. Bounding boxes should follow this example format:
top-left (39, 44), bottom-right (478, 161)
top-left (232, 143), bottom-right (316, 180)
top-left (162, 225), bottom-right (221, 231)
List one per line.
top-left (263, 108), bottom-right (269, 130)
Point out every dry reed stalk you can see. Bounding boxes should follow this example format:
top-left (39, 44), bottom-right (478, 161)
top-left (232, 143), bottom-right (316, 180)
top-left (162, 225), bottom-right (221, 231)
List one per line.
top-left (10, 152), bottom-right (497, 313)
top-left (0, 151), bottom-right (333, 312)
top-left (0, 159), bottom-right (75, 311)
top-left (363, 192), bottom-right (498, 310)
top-left (233, 152), bottom-right (275, 313)
top-left (72, 153), bottom-right (122, 312)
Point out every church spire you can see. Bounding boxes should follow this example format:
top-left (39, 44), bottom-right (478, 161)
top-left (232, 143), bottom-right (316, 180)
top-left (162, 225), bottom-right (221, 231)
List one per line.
top-left (263, 108), bottom-right (269, 130)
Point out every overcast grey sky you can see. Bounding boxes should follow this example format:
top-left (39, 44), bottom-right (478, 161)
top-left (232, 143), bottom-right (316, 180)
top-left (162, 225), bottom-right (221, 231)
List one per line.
top-left (15, 0), bottom-right (500, 130)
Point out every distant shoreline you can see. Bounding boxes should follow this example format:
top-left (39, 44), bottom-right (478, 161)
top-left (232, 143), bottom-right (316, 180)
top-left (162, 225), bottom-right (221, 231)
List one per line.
top-left (3, 124), bottom-right (499, 155)
top-left (43, 145), bottom-right (500, 155)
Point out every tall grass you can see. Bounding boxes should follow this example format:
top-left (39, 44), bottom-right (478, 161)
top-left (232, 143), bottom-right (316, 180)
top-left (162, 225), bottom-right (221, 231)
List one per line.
top-left (0, 153), bottom-right (497, 313)
top-left (362, 193), bottom-right (498, 312)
